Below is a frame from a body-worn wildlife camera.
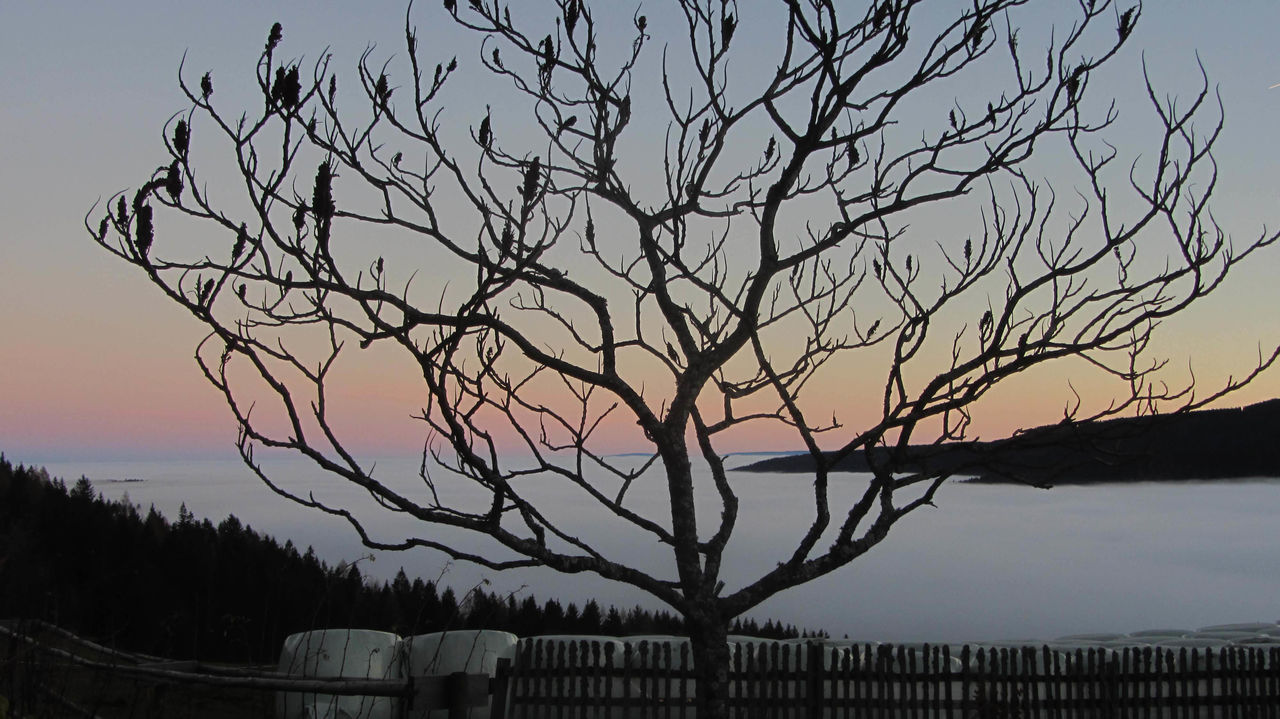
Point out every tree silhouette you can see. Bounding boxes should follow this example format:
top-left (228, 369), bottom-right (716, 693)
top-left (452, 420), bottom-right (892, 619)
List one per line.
top-left (91, 1), bottom-right (1277, 713)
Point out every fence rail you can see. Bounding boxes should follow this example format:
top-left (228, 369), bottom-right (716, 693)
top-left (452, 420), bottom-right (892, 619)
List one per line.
top-left (5, 621), bottom-right (1279, 718)
top-left (1, 620), bottom-right (491, 718)
top-left (494, 640), bottom-right (1280, 718)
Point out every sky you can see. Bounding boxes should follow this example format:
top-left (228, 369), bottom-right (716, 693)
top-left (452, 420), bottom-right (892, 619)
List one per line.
top-left (3, 1), bottom-right (1280, 464)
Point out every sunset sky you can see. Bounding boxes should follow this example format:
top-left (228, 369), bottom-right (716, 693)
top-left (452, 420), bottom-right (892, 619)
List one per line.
top-left (4, 1), bottom-right (1280, 464)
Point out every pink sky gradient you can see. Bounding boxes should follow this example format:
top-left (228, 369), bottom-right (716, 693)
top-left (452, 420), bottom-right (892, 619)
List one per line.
top-left (3, 2), bottom-right (1280, 463)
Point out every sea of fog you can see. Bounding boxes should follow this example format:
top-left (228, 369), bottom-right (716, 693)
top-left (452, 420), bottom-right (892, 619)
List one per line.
top-left (40, 453), bottom-right (1280, 644)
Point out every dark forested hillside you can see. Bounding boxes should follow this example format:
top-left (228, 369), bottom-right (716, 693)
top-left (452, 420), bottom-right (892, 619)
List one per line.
top-left (0, 456), bottom-right (814, 663)
top-left (740, 398), bottom-right (1280, 484)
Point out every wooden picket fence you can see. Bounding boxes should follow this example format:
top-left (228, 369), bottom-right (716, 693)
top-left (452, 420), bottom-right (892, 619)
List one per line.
top-left (492, 640), bottom-right (1280, 718)
top-left (6, 621), bottom-right (1279, 717)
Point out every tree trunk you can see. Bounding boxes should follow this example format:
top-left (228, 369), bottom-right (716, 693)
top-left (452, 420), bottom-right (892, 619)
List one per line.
top-left (687, 612), bottom-right (732, 719)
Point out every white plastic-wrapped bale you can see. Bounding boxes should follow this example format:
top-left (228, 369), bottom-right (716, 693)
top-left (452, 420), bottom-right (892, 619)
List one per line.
top-left (978, 639), bottom-right (1045, 649)
top-left (1197, 622), bottom-right (1279, 633)
top-left (1046, 635), bottom-right (1153, 667)
top-left (726, 636), bottom-right (808, 671)
top-left (1229, 636), bottom-right (1280, 667)
top-left (1150, 637), bottom-right (1231, 648)
top-left (276, 629), bottom-right (404, 719)
top-left (403, 630), bottom-right (517, 719)
top-left (872, 642), bottom-right (966, 673)
top-left (509, 636), bottom-right (634, 718)
top-left (1232, 636), bottom-right (1280, 646)
top-left (1053, 633), bottom-right (1127, 643)
top-left (621, 636), bottom-right (694, 709)
top-left (811, 640), bottom-right (880, 717)
top-left (812, 642), bottom-right (967, 719)
top-left (1126, 628), bottom-right (1191, 639)
top-left (1049, 638), bottom-right (1153, 651)
top-left (517, 635), bottom-right (627, 669)
top-left (813, 639), bottom-right (878, 671)
top-left (1147, 636), bottom-right (1244, 684)
top-left (725, 636), bottom-right (814, 710)
top-left (1190, 630), bottom-right (1266, 641)
top-left (621, 635), bottom-right (691, 669)
top-left (934, 645), bottom-right (982, 672)
top-left (968, 641), bottom-right (1073, 673)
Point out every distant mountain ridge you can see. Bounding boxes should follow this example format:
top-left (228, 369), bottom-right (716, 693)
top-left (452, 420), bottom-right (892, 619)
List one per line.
top-left (738, 398), bottom-right (1280, 484)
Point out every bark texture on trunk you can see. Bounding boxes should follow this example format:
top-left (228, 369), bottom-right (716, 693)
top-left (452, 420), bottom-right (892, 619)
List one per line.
top-left (687, 613), bottom-right (731, 719)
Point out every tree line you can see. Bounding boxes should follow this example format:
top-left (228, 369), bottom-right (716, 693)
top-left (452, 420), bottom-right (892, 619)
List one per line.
top-left (0, 455), bottom-right (819, 663)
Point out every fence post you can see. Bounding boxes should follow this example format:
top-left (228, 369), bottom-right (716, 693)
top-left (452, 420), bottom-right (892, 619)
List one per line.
top-left (491, 658), bottom-right (512, 719)
top-left (805, 642), bottom-right (821, 719)
top-left (447, 671), bottom-right (468, 719)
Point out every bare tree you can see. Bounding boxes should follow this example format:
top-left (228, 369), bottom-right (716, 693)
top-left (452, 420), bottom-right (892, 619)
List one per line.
top-left (91, 0), bottom-right (1277, 713)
